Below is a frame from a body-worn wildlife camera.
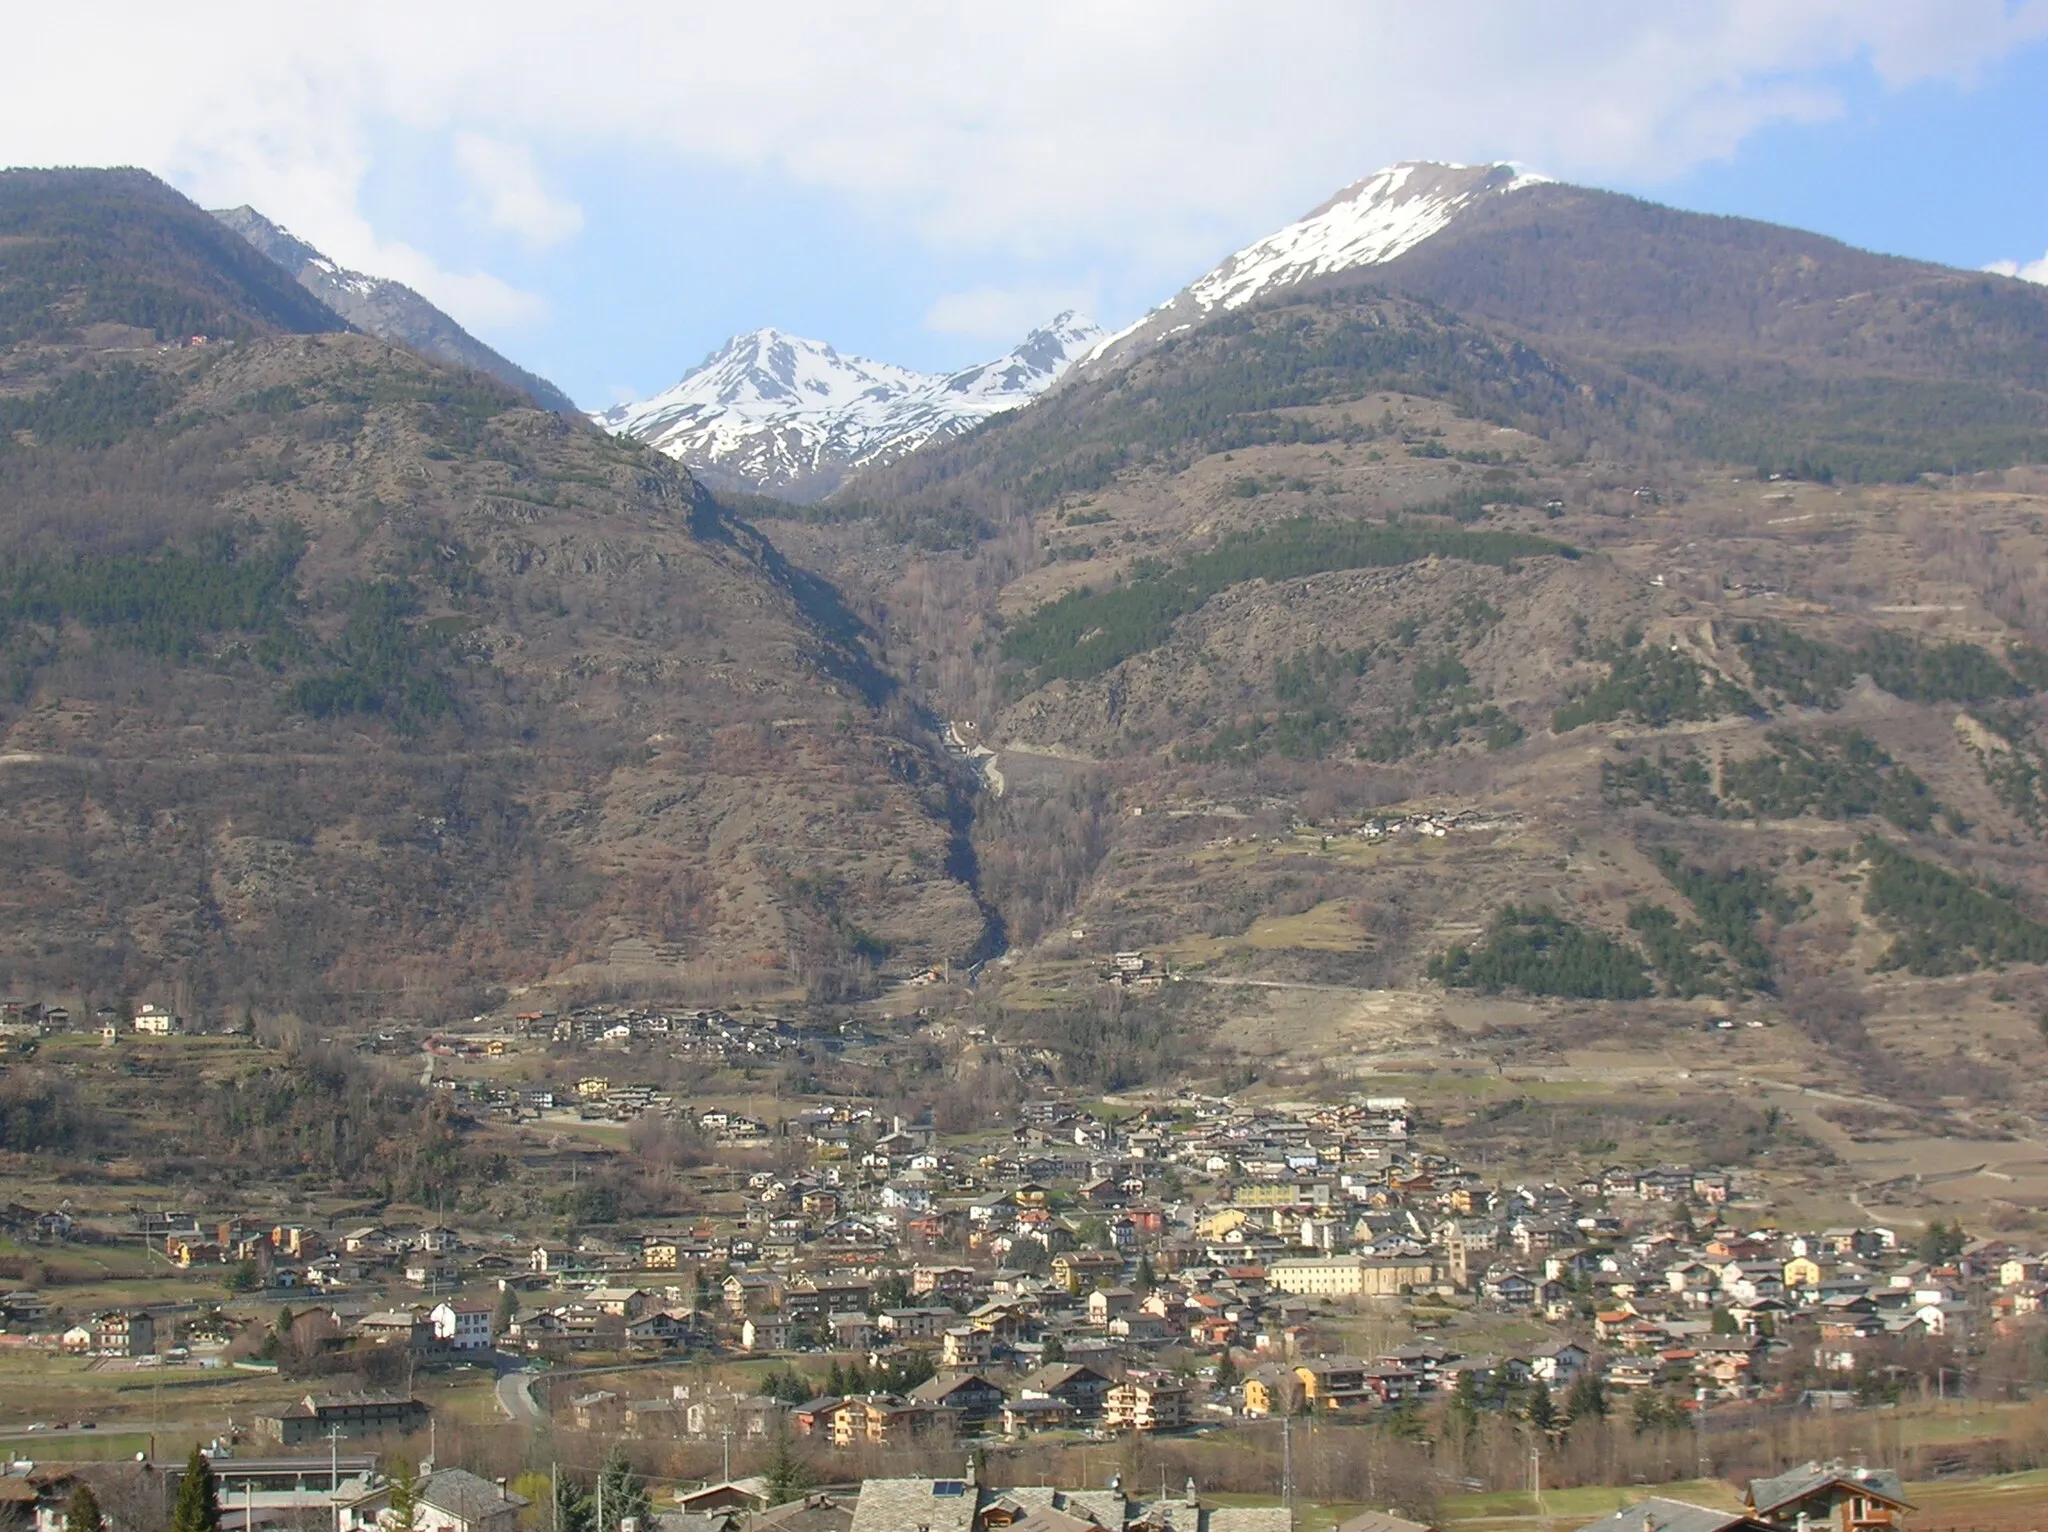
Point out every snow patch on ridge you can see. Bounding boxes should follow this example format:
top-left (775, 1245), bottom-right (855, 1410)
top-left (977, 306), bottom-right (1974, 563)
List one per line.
top-left (1187, 161), bottom-right (1551, 315)
top-left (1072, 160), bottom-right (1549, 380)
top-left (597, 312), bottom-right (1103, 500)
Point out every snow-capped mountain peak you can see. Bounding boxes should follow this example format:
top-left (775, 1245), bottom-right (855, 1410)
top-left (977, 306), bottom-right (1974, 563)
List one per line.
top-left (598, 314), bottom-right (1102, 501)
top-left (1080, 160), bottom-right (1549, 373)
top-left (1188, 161), bottom-right (1549, 315)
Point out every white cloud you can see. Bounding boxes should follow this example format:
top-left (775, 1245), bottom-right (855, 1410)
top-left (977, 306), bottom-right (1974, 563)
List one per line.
top-left (365, 240), bottom-right (551, 329)
top-left (452, 133), bottom-right (584, 248)
top-left (2, 0), bottom-right (2045, 333)
top-left (1987, 254), bottom-right (2048, 284)
top-left (923, 285), bottom-right (1100, 342)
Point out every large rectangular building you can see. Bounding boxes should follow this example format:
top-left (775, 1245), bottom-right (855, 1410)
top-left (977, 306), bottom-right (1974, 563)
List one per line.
top-left (1267, 1255), bottom-right (1439, 1298)
top-left (257, 1393), bottom-right (429, 1446)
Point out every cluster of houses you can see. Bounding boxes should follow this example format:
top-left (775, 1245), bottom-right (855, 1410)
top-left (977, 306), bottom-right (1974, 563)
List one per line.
top-left (0, 1454), bottom-right (1918, 1532)
top-left (522, 1004), bottom-right (806, 1059)
top-left (0, 998), bottom-right (184, 1041)
top-left (1, 1090), bottom-right (2026, 1451)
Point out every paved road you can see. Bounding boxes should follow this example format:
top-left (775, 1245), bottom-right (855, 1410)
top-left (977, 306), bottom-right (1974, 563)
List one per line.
top-left (495, 1368), bottom-right (542, 1424)
top-left (1181, 974), bottom-right (1383, 995)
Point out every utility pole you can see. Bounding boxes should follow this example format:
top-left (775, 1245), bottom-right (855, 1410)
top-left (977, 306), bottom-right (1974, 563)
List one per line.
top-left (329, 1426), bottom-right (341, 1492)
top-left (1281, 1416), bottom-right (1292, 1509)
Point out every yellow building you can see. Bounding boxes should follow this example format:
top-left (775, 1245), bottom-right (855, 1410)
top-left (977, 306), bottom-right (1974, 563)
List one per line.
top-left (641, 1237), bottom-right (680, 1270)
top-left (1267, 1255), bottom-right (1438, 1298)
top-left (1242, 1373), bottom-right (1282, 1417)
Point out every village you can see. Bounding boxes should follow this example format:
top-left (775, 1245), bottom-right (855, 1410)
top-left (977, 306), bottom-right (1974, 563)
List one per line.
top-left (4, 1001), bottom-right (2040, 1532)
top-left (1, 994), bottom-right (2042, 1532)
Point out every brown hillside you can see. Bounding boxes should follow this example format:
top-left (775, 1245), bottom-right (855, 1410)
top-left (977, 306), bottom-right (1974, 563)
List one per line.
top-left (0, 175), bottom-right (990, 1021)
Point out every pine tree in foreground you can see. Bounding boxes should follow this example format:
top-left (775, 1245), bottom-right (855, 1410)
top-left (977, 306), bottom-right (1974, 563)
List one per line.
top-left (170, 1447), bottom-right (222, 1532)
top-left (65, 1483), bottom-right (106, 1532)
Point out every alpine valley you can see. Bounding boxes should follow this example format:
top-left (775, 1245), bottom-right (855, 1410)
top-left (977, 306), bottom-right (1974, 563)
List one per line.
top-left (8, 153), bottom-right (2048, 1174)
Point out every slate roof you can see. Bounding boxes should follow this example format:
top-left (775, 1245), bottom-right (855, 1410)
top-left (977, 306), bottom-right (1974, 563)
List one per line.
top-left (1748, 1466), bottom-right (1911, 1518)
top-left (419, 1468), bottom-right (529, 1523)
top-left (1575, 1499), bottom-right (1765, 1532)
top-left (1335, 1512), bottom-right (1437, 1532)
top-left (847, 1479), bottom-right (979, 1532)
top-left (847, 1483), bottom-right (1288, 1532)
top-left (749, 1495), bottom-right (857, 1532)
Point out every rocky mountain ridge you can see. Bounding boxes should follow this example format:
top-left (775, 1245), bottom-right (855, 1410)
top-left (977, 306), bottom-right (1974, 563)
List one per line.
top-left (0, 169), bottom-right (989, 1021)
top-left (211, 204), bottom-right (580, 414)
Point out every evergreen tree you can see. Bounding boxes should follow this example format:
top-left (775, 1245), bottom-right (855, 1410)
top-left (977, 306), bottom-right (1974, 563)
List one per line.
top-left (1525, 1380), bottom-right (1557, 1435)
top-left (1135, 1255), bottom-right (1156, 1291)
top-left (554, 1474), bottom-right (593, 1532)
top-left (1917, 1219), bottom-right (1966, 1264)
top-left (65, 1483), bottom-right (106, 1532)
top-left (1565, 1372), bottom-right (1607, 1421)
top-left (495, 1286), bottom-right (519, 1334)
top-left (597, 1446), bottom-right (650, 1532)
top-left (1444, 1373), bottom-right (1480, 1445)
top-left (761, 1425), bottom-right (815, 1507)
top-left (1214, 1353), bottom-right (1238, 1392)
top-left (1041, 1333), bottom-right (1065, 1364)
top-left (388, 1459), bottom-right (419, 1532)
top-left (824, 1361), bottom-right (846, 1397)
top-left (171, 1447), bottom-right (223, 1532)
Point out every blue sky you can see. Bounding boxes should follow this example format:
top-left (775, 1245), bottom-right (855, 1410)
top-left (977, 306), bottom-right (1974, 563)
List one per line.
top-left (1628, 41), bottom-right (2048, 273)
top-left (6, 3), bottom-right (2047, 409)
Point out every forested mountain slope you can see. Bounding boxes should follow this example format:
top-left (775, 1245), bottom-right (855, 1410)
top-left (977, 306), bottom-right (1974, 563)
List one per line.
top-left (1358, 181), bottom-right (2048, 481)
top-left (762, 199), bottom-right (2048, 1118)
top-left (1, 167), bottom-right (348, 345)
top-left (0, 171), bottom-right (988, 1021)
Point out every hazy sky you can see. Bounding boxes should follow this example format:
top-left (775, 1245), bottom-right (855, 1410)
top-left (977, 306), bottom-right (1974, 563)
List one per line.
top-left (6, 2), bottom-right (2047, 408)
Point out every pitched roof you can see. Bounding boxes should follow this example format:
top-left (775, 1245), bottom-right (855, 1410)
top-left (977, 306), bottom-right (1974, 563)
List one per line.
top-left (909, 1373), bottom-right (1005, 1404)
top-left (847, 1479), bottom-right (979, 1532)
top-left (1747, 1465), bottom-right (1911, 1517)
top-left (1335, 1512), bottom-right (1436, 1532)
top-left (419, 1468), bottom-right (529, 1522)
top-left (1576, 1500), bottom-right (1764, 1532)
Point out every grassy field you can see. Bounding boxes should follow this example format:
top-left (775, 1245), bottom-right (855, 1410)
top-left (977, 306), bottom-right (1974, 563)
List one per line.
top-left (1911, 1469), bottom-right (2048, 1530)
top-left (1442, 1479), bottom-right (1741, 1532)
top-left (0, 1429), bottom-right (171, 1460)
